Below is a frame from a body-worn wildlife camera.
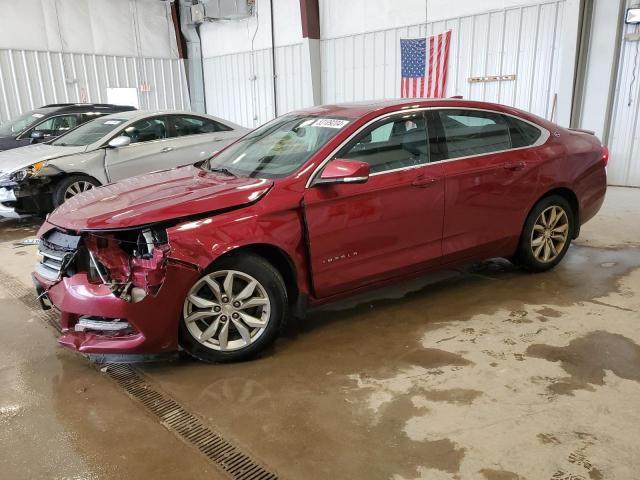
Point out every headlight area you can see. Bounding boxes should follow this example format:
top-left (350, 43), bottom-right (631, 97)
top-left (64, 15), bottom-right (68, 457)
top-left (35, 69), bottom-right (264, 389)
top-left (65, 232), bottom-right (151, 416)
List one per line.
top-left (10, 161), bottom-right (54, 183)
top-left (10, 162), bottom-right (62, 214)
top-left (82, 227), bottom-right (170, 304)
top-left (36, 225), bottom-right (201, 354)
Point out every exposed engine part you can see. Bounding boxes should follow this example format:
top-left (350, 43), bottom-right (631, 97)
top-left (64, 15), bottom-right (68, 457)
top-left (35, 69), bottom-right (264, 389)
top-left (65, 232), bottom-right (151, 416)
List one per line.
top-left (88, 250), bottom-right (108, 283)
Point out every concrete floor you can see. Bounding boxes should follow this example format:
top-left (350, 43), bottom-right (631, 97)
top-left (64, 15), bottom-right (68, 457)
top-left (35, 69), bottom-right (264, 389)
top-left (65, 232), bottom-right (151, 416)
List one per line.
top-left (0, 186), bottom-right (639, 480)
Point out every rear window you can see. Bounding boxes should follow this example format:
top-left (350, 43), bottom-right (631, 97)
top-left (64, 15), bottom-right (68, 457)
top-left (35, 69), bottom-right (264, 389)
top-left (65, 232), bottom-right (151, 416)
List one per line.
top-left (437, 109), bottom-right (543, 159)
top-left (438, 109), bottom-right (512, 159)
top-left (509, 117), bottom-right (542, 148)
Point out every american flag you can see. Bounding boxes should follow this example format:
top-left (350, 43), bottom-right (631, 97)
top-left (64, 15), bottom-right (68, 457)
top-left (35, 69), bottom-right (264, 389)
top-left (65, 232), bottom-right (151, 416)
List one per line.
top-left (401, 31), bottom-right (452, 98)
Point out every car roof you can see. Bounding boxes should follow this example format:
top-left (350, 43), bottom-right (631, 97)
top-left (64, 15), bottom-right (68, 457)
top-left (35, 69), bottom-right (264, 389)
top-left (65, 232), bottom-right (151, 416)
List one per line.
top-left (39, 103), bottom-right (136, 114)
top-left (97, 110), bottom-right (235, 122)
top-left (291, 98), bottom-right (520, 118)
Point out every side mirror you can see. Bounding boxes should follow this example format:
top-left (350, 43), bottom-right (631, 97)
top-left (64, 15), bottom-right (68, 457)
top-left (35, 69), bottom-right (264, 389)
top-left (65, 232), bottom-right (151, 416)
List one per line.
top-left (30, 131), bottom-right (45, 143)
top-left (314, 158), bottom-right (370, 186)
top-left (107, 136), bottom-right (131, 149)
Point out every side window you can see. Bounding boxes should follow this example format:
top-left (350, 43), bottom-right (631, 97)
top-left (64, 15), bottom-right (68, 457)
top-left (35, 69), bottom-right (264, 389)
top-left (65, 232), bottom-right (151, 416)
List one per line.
top-left (508, 117), bottom-right (542, 148)
top-left (438, 109), bottom-right (512, 159)
top-left (170, 115), bottom-right (232, 136)
top-left (337, 114), bottom-right (429, 174)
top-left (121, 118), bottom-right (168, 143)
top-left (33, 115), bottom-right (79, 137)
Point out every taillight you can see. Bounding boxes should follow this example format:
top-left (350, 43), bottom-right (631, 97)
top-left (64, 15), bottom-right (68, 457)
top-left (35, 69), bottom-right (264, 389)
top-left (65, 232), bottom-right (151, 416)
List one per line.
top-left (601, 146), bottom-right (609, 167)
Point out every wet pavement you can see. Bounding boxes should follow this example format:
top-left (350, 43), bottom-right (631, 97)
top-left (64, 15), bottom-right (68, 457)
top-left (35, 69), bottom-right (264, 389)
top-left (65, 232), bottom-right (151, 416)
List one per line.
top-left (0, 187), bottom-right (639, 479)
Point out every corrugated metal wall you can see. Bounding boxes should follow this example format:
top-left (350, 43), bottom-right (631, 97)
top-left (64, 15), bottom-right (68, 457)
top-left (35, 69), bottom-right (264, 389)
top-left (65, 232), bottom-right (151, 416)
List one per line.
top-left (0, 48), bottom-right (191, 122)
top-left (607, 1), bottom-right (640, 187)
top-left (321, 0), bottom-right (564, 120)
top-left (203, 43), bottom-right (306, 128)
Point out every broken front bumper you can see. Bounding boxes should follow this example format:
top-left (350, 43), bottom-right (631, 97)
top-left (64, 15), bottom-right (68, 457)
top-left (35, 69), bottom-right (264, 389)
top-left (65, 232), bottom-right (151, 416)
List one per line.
top-left (33, 262), bottom-right (200, 356)
top-left (0, 186), bottom-right (23, 219)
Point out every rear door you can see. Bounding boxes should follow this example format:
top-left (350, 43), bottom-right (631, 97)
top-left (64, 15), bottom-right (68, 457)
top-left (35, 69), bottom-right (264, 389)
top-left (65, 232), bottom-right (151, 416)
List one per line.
top-left (435, 108), bottom-right (545, 262)
top-left (303, 111), bottom-right (446, 298)
top-left (165, 114), bottom-right (241, 163)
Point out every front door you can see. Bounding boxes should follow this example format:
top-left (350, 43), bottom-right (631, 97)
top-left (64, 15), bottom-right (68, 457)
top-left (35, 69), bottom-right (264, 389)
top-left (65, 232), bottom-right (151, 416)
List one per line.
top-left (303, 112), bottom-right (445, 298)
top-left (105, 116), bottom-right (178, 181)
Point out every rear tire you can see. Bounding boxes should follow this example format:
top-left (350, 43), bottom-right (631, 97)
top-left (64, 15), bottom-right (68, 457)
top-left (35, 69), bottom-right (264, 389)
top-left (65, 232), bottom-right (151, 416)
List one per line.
top-left (179, 254), bottom-right (287, 363)
top-left (52, 175), bottom-right (100, 208)
top-left (517, 195), bottom-right (574, 272)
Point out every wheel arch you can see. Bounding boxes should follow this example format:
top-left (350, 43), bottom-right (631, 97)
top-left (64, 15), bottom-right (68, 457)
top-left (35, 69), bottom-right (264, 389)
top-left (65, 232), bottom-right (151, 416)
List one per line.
top-left (55, 172), bottom-right (103, 186)
top-left (205, 243), bottom-right (299, 306)
top-left (527, 187), bottom-right (581, 239)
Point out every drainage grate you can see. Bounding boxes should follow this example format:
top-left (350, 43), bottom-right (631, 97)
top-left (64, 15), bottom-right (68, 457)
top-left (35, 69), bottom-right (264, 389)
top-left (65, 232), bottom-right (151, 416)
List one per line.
top-left (0, 268), bottom-right (278, 480)
top-left (104, 364), bottom-right (278, 480)
top-left (0, 269), bottom-right (61, 333)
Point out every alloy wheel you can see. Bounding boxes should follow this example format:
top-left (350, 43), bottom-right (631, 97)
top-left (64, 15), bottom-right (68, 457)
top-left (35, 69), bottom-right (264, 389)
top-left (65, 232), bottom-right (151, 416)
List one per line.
top-left (64, 180), bottom-right (95, 200)
top-left (183, 270), bottom-right (271, 352)
top-left (530, 205), bottom-right (569, 263)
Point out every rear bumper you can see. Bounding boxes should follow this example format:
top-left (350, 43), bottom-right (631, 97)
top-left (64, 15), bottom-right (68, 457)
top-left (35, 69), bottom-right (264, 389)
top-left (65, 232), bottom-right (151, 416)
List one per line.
top-left (33, 262), bottom-right (200, 356)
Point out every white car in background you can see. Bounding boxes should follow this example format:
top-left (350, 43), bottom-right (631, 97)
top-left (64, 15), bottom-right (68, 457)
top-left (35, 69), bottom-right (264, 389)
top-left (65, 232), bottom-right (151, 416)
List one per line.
top-left (0, 110), bottom-right (248, 217)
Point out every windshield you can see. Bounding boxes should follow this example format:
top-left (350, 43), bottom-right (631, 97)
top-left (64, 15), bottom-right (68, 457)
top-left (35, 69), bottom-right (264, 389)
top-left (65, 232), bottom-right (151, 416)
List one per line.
top-left (51, 118), bottom-right (127, 146)
top-left (204, 115), bottom-right (350, 179)
top-left (0, 109), bottom-right (52, 137)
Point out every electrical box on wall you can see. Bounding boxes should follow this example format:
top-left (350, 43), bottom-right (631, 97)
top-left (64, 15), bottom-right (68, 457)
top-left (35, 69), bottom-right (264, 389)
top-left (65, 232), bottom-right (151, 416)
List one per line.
top-left (191, 0), bottom-right (255, 22)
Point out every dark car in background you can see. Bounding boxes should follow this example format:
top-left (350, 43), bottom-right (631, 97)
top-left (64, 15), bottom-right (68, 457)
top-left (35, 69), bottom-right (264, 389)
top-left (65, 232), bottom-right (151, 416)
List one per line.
top-left (0, 103), bottom-right (136, 151)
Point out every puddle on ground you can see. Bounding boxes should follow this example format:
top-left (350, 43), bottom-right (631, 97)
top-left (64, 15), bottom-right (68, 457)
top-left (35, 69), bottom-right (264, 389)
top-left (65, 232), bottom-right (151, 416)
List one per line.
top-left (480, 469), bottom-right (525, 480)
top-left (138, 245), bottom-right (640, 479)
top-left (527, 331), bottom-right (640, 395)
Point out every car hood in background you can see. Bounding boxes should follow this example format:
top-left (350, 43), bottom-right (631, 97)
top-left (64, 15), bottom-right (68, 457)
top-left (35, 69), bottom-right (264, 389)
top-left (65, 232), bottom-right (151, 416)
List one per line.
top-left (0, 143), bottom-right (88, 175)
top-left (47, 165), bottom-right (273, 231)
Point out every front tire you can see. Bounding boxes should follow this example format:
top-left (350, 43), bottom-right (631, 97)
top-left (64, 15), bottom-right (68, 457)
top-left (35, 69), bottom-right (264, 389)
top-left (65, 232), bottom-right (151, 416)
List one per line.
top-left (517, 195), bottom-right (574, 272)
top-left (52, 175), bottom-right (100, 208)
top-left (179, 254), bottom-right (287, 363)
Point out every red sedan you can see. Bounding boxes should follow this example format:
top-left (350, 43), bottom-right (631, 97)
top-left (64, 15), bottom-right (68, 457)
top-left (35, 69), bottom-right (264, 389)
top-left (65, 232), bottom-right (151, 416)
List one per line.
top-left (33, 99), bottom-right (607, 362)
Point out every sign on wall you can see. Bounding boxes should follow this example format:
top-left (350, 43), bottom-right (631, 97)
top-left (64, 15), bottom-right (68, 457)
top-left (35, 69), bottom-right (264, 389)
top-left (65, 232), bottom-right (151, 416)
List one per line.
top-left (106, 87), bottom-right (140, 108)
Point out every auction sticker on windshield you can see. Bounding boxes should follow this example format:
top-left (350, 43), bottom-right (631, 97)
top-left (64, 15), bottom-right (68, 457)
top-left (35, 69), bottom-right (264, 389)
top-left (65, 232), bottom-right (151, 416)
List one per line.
top-left (312, 118), bottom-right (349, 129)
top-left (104, 120), bottom-right (122, 125)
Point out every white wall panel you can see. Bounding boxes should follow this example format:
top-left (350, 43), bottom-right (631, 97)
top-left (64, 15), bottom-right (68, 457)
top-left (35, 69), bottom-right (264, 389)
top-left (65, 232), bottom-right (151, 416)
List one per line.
top-left (608, 1), bottom-right (640, 187)
top-left (203, 43), bottom-right (306, 128)
top-left (0, 0), bottom-right (179, 59)
top-left (0, 49), bottom-right (191, 122)
top-left (321, 1), bottom-right (564, 120)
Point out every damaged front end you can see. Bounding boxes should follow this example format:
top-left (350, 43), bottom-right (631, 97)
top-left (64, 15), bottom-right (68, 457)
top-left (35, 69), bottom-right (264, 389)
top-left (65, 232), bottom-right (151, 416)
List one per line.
top-left (82, 227), bottom-right (170, 303)
top-left (34, 223), bottom-right (201, 358)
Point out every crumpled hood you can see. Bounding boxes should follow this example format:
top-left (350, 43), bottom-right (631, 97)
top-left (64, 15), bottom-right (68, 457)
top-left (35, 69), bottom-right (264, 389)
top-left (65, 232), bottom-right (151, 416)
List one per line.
top-left (0, 143), bottom-right (87, 177)
top-left (47, 165), bottom-right (273, 231)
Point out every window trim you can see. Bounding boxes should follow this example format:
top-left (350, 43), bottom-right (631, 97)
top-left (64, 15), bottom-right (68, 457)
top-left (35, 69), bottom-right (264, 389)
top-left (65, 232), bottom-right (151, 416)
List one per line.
top-left (306, 107), bottom-right (550, 188)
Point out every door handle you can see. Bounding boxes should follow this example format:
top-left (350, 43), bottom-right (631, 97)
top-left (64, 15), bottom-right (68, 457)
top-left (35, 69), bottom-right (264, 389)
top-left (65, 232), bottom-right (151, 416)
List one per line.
top-left (160, 146), bottom-right (174, 153)
top-left (412, 175), bottom-right (439, 188)
top-left (503, 161), bottom-right (526, 171)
